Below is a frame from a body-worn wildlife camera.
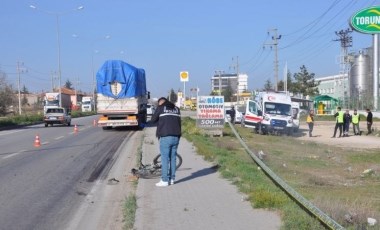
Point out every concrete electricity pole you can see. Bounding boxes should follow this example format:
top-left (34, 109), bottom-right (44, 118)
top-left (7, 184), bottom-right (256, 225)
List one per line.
top-left (333, 28), bottom-right (353, 107)
top-left (16, 62), bottom-right (27, 115)
top-left (231, 56), bottom-right (240, 104)
top-left (264, 29), bottom-right (281, 91)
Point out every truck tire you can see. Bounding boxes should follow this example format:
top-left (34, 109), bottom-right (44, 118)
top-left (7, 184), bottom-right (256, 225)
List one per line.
top-left (67, 122), bottom-right (71, 126)
top-left (45, 123), bottom-right (48, 127)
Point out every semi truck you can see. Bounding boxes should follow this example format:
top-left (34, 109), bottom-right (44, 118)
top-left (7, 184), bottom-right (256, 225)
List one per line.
top-left (43, 92), bottom-right (71, 114)
top-left (81, 96), bottom-right (93, 112)
top-left (96, 60), bottom-right (149, 129)
top-left (242, 91), bottom-right (293, 135)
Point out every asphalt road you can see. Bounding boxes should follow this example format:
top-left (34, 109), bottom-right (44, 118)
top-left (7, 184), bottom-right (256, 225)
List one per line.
top-left (0, 116), bottom-right (135, 230)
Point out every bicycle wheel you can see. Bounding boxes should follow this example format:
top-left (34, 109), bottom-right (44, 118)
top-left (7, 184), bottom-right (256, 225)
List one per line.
top-left (153, 153), bottom-right (182, 169)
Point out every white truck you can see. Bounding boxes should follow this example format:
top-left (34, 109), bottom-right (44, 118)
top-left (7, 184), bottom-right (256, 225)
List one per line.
top-left (241, 91), bottom-right (293, 135)
top-left (81, 96), bottom-right (93, 112)
top-left (96, 60), bottom-right (149, 130)
top-left (43, 92), bottom-right (71, 114)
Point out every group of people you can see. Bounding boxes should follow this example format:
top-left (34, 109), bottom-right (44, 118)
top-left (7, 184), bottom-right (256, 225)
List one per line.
top-left (306, 107), bottom-right (373, 138)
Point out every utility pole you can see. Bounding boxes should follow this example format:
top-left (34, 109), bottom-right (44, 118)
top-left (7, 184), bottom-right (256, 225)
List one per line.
top-left (16, 62), bottom-right (27, 115)
top-left (264, 29), bottom-right (281, 91)
top-left (333, 28), bottom-right (353, 107)
top-left (51, 71), bottom-right (56, 91)
top-left (231, 56), bottom-right (240, 104)
top-left (75, 77), bottom-right (80, 107)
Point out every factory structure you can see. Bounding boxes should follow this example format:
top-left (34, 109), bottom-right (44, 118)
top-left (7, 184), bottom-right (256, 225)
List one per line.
top-left (317, 45), bottom-right (378, 110)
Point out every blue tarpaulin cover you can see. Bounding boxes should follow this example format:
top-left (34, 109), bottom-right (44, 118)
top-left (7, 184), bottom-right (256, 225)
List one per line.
top-left (96, 60), bottom-right (147, 98)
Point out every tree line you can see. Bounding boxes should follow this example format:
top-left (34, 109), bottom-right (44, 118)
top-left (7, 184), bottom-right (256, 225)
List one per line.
top-left (264, 65), bottom-right (320, 97)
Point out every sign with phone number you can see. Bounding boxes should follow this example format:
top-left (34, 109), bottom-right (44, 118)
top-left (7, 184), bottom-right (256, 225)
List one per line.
top-left (196, 96), bottom-right (225, 129)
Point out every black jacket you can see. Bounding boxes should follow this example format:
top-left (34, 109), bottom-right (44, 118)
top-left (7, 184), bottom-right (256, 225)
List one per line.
top-left (150, 101), bottom-right (181, 138)
top-left (367, 111), bottom-right (373, 123)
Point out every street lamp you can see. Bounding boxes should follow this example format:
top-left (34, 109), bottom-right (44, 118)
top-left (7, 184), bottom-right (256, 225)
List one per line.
top-left (30, 5), bottom-right (84, 107)
top-left (72, 34), bottom-right (110, 112)
top-left (91, 36), bottom-right (110, 113)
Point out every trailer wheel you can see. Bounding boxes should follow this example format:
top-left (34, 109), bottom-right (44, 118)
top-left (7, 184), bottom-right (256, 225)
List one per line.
top-left (45, 123), bottom-right (48, 127)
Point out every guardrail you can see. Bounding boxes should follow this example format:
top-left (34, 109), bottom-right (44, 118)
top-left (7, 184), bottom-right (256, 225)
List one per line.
top-left (227, 121), bottom-right (345, 230)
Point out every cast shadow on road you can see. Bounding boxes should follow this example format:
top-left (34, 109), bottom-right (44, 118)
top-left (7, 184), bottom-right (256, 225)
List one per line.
top-left (292, 128), bottom-right (310, 138)
top-left (175, 164), bottom-right (220, 185)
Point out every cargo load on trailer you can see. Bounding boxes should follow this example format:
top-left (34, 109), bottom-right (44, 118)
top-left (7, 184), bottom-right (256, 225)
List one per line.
top-left (96, 60), bottom-right (149, 129)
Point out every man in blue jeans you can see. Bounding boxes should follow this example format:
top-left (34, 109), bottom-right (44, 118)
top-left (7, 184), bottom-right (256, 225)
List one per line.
top-left (150, 97), bottom-right (181, 187)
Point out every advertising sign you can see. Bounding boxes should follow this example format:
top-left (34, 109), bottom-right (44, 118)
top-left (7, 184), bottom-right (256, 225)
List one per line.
top-left (196, 96), bottom-right (225, 128)
top-left (350, 6), bottom-right (380, 34)
top-left (180, 71), bottom-right (189, 82)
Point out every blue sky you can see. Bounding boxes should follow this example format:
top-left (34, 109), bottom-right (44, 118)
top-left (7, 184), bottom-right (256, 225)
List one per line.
top-left (0, 0), bottom-right (379, 98)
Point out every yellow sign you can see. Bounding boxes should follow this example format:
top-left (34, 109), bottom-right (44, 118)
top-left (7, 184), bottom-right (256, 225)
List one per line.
top-left (180, 71), bottom-right (189, 82)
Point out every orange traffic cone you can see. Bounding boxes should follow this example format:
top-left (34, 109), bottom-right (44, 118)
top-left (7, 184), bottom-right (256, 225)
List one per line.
top-left (93, 119), bottom-right (97, 127)
top-left (34, 134), bottom-right (41, 147)
top-left (74, 124), bottom-right (78, 133)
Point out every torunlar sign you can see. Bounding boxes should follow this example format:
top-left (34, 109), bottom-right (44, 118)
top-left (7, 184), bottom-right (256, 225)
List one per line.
top-left (350, 6), bottom-right (380, 34)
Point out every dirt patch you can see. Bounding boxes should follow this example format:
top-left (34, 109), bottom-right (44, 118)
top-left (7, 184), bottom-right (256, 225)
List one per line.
top-left (295, 121), bottom-right (380, 149)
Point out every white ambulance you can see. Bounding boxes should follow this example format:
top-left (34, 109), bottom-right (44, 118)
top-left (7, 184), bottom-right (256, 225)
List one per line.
top-left (291, 102), bottom-right (300, 132)
top-left (241, 91), bottom-right (293, 135)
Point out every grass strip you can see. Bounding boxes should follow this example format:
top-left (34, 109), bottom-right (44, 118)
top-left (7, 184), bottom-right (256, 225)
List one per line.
top-left (182, 117), bottom-right (326, 229)
top-left (123, 194), bottom-right (137, 230)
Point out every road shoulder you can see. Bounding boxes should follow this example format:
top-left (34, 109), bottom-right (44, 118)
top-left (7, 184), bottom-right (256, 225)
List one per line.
top-left (134, 126), bottom-right (281, 230)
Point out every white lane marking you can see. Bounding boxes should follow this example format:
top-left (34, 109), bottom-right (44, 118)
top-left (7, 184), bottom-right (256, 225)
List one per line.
top-left (3, 149), bottom-right (26, 159)
top-left (55, 136), bottom-right (64, 140)
top-left (0, 130), bottom-right (23, 136)
top-left (41, 142), bottom-right (49, 145)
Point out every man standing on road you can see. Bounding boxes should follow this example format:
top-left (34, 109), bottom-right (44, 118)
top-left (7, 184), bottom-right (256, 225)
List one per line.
top-left (366, 108), bottom-right (373, 135)
top-left (150, 97), bottom-right (181, 187)
top-left (306, 109), bottom-right (314, 137)
top-left (332, 107), bottom-right (344, 138)
top-left (229, 106), bottom-right (236, 125)
top-left (343, 109), bottom-right (351, 137)
top-left (352, 109), bottom-right (361, 135)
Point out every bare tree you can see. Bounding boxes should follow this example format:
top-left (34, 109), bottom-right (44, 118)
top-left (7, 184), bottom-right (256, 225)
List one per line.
top-left (0, 72), bottom-right (16, 115)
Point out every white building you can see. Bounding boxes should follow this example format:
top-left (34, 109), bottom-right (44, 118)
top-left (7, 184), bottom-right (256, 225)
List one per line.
top-left (316, 73), bottom-right (348, 100)
top-left (210, 73), bottom-right (248, 95)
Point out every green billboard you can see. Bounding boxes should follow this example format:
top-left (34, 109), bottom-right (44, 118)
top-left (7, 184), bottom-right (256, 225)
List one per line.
top-left (350, 6), bottom-right (380, 34)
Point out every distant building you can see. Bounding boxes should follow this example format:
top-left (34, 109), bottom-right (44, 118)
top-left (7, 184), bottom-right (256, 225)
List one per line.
top-left (210, 73), bottom-right (248, 95)
top-left (316, 73), bottom-right (348, 100)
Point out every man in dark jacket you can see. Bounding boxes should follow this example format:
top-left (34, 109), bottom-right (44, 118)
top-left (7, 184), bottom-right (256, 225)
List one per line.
top-left (343, 109), bottom-right (351, 137)
top-left (150, 97), bottom-right (181, 187)
top-left (366, 108), bottom-right (373, 135)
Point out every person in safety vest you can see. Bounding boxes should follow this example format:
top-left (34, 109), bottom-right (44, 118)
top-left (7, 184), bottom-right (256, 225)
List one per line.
top-left (306, 109), bottom-right (314, 137)
top-left (332, 107), bottom-right (344, 138)
top-left (343, 109), bottom-right (351, 137)
top-left (351, 109), bottom-right (361, 135)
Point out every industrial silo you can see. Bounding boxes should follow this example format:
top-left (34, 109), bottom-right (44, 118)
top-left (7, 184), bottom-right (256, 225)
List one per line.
top-left (350, 48), bottom-right (373, 107)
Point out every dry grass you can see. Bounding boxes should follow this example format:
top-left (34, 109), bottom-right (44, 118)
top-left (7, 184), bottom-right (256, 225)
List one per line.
top-left (235, 125), bottom-right (380, 229)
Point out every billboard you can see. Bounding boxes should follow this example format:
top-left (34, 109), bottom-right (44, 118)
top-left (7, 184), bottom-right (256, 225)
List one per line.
top-left (196, 96), bottom-right (225, 128)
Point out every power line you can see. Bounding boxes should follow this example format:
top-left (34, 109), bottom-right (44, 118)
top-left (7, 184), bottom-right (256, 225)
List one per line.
top-left (264, 29), bottom-right (281, 91)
